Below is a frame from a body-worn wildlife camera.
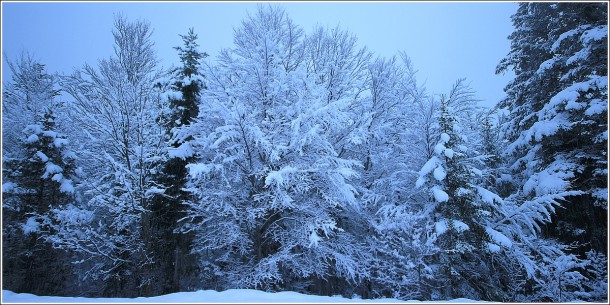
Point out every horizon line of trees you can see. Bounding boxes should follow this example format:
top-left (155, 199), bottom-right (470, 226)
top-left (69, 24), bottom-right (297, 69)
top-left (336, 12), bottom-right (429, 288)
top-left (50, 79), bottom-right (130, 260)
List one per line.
top-left (2, 3), bottom-right (607, 302)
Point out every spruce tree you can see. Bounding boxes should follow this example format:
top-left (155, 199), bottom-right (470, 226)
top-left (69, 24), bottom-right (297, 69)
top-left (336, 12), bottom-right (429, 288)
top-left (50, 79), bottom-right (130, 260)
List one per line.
top-left (537, 2), bottom-right (607, 254)
top-left (413, 79), bottom-right (559, 301)
top-left (149, 27), bottom-right (207, 293)
top-left (415, 82), bottom-right (505, 300)
top-left (496, 2), bottom-right (607, 301)
top-left (2, 107), bottom-right (78, 295)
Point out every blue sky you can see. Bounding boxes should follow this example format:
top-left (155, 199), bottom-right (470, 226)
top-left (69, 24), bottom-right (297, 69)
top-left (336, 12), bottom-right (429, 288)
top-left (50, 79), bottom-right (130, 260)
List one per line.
top-left (2, 1), bottom-right (517, 108)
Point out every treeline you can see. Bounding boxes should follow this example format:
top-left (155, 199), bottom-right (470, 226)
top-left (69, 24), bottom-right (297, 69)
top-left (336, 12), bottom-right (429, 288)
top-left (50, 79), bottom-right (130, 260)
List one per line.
top-left (2, 3), bottom-right (607, 302)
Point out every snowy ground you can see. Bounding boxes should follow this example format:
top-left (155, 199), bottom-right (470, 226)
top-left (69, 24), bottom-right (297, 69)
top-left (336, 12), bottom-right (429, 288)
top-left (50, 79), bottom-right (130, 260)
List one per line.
top-left (2, 289), bottom-right (485, 303)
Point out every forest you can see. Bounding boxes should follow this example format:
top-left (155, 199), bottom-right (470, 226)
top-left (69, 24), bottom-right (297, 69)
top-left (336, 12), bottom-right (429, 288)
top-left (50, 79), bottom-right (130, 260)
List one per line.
top-left (1, 3), bottom-right (608, 302)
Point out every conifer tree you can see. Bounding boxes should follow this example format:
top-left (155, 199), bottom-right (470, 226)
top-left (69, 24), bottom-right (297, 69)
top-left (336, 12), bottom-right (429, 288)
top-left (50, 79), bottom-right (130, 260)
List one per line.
top-left (149, 27), bottom-right (207, 294)
top-left (415, 81), bottom-right (511, 300)
top-left (496, 2), bottom-right (607, 301)
top-left (2, 55), bottom-right (80, 296)
top-left (3, 107), bottom-right (78, 295)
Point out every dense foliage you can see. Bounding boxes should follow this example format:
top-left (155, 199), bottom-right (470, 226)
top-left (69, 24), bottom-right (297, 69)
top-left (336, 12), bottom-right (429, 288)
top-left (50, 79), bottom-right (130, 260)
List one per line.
top-left (2, 4), bottom-right (607, 302)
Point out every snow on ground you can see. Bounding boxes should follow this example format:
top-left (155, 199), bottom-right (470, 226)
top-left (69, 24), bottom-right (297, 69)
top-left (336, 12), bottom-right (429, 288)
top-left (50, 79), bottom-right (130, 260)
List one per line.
top-left (2, 289), bottom-right (486, 303)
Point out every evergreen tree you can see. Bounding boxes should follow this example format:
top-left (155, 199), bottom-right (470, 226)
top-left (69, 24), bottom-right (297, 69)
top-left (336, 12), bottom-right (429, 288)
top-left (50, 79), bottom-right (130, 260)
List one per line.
top-left (2, 55), bottom-right (80, 296)
top-left (149, 27), bottom-right (207, 294)
top-left (2, 53), bottom-right (59, 158)
top-left (3, 107), bottom-right (79, 295)
top-left (496, 2), bottom-right (607, 301)
top-left (415, 80), bottom-right (512, 300)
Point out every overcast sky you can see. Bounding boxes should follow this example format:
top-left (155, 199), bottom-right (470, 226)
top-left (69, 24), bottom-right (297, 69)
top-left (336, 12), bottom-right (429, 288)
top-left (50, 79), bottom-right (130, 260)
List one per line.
top-left (2, 1), bottom-right (517, 108)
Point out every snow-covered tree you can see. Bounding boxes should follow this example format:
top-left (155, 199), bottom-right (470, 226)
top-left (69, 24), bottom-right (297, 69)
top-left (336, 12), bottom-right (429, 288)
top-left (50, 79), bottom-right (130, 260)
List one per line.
top-left (497, 2), bottom-right (607, 248)
top-left (495, 2), bottom-right (607, 301)
top-left (146, 27), bottom-right (208, 295)
top-left (2, 53), bottom-right (59, 158)
top-left (477, 110), bottom-right (511, 196)
top-left (346, 54), bottom-right (438, 300)
top-left (55, 15), bottom-right (165, 297)
top-left (182, 5), bottom-right (370, 294)
top-left (372, 195), bottom-right (439, 300)
top-left (413, 80), bottom-right (515, 300)
top-left (2, 57), bottom-right (79, 295)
